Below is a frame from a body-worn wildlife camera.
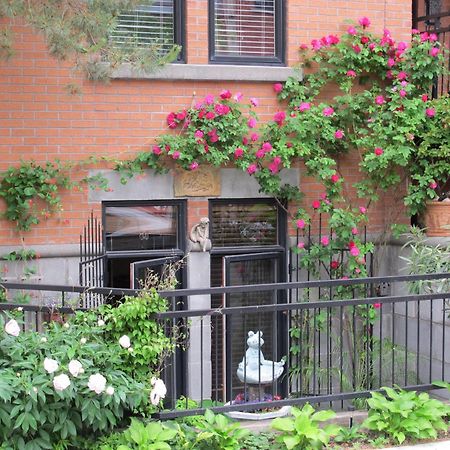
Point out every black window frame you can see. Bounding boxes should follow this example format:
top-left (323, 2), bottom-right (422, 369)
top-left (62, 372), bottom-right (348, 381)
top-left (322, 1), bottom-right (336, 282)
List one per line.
top-left (208, 0), bottom-right (285, 66)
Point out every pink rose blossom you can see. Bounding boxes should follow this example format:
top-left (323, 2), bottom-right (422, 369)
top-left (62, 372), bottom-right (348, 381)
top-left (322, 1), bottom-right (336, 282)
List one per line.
top-left (387, 58), bottom-right (396, 68)
top-left (299, 102), bottom-right (311, 112)
top-left (331, 260), bottom-right (340, 270)
top-left (255, 148), bottom-right (265, 159)
top-left (331, 174), bottom-right (340, 183)
top-left (355, 268), bottom-right (361, 274)
top-left (359, 206), bottom-right (367, 214)
top-left (397, 71), bottom-right (408, 81)
top-left (215, 103), bottom-right (231, 115)
top-left (346, 70), bottom-right (356, 78)
top-left (374, 147), bottom-right (384, 156)
top-left (220, 89), bottom-right (232, 99)
top-left (250, 97), bottom-right (259, 107)
top-left (347, 26), bottom-right (357, 35)
top-left (375, 95), bottom-right (385, 105)
top-left (374, 303), bottom-right (381, 309)
top-left (426, 108), bottom-right (436, 117)
top-left (234, 147), bottom-right (244, 158)
top-left (194, 130), bottom-right (204, 139)
top-left (268, 162), bottom-right (280, 173)
top-left (190, 161), bottom-right (199, 170)
top-left (273, 156), bottom-right (282, 165)
top-left (250, 132), bottom-right (259, 142)
top-left (321, 236), bottom-right (329, 246)
top-left (152, 145), bottom-right (162, 155)
top-left (262, 142), bottom-right (273, 152)
top-left (323, 106), bottom-right (334, 117)
top-left (399, 89), bottom-right (407, 98)
top-left (430, 47), bottom-right (440, 57)
top-left (429, 181), bottom-right (438, 189)
top-left (312, 200), bottom-right (321, 209)
top-left (335, 130), bottom-right (344, 139)
top-left (320, 193), bottom-right (327, 200)
top-left (248, 117), bottom-right (257, 128)
top-left (369, 42), bottom-right (376, 51)
top-left (234, 92), bottom-right (243, 101)
top-left (172, 151), bottom-right (180, 160)
top-left (359, 17), bottom-right (371, 28)
top-left (397, 41), bottom-right (408, 51)
top-left (273, 83), bottom-right (283, 93)
top-left (247, 163), bottom-right (258, 175)
top-left (350, 246), bottom-right (360, 256)
top-left (352, 45), bottom-right (361, 54)
top-left (311, 39), bottom-right (322, 50)
top-left (361, 36), bottom-right (369, 45)
top-left (421, 94), bottom-right (428, 102)
top-left (297, 242), bottom-right (305, 249)
top-left (204, 94), bottom-right (215, 104)
top-left (386, 70), bottom-right (393, 79)
top-left (274, 111), bottom-right (286, 126)
top-left (299, 43), bottom-right (309, 50)
top-left (205, 111), bottom-right (215, 120)
top-left (296, 219), bottom-right (306, 229)
top-left (411, 28), bottom-right (420, 34)
top-left (429, 33), bottom-right (438, 42)
top-left (351, 227), bottom-right (359, 235)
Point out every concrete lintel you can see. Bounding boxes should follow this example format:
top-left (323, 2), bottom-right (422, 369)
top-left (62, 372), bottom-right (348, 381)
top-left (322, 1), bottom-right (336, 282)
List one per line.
top-left (111, 63), bottom-right (300, 82)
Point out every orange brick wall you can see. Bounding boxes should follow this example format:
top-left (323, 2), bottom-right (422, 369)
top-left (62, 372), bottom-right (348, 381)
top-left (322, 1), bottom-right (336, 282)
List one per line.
top-left (0, 0), bottom-right (413, 247)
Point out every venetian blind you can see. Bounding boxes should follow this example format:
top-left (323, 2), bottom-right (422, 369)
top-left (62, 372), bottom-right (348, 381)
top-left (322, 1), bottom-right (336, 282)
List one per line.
top-left (213, 0), bottom-right (276, 57)
top-left (110, 1), bottom-right (175, 53)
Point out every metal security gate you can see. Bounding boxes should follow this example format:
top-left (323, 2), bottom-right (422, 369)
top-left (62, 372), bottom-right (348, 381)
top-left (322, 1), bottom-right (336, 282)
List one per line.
top-left (79, 212), bottom-right (106, 308)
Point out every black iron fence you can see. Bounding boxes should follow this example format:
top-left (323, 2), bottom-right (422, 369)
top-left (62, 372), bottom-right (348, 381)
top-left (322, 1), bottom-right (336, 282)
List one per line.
top-left (0, 273), bottom-right (449, 419)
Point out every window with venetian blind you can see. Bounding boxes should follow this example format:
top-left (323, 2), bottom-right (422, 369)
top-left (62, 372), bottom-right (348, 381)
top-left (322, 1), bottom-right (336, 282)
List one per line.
top-left (209, 0), bottom-right (285, 65)
top-left (110, 0), bottom-right (184, 61)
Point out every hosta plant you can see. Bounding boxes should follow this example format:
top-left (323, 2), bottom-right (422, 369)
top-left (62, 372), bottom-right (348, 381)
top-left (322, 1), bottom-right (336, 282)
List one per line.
top-left (363, 387), bottom-right (450, 444)
top-left (271, 403), bottom-right (340, 449)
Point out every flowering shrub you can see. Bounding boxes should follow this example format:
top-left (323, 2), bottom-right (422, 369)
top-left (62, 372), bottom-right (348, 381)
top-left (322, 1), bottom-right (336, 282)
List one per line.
top-left (0, 311), bottom-right (148, 449)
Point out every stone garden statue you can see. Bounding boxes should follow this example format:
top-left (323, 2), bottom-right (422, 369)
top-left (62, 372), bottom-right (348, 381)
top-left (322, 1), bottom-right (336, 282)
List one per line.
top-left (189, 217), bottom-right (211, 252)
top-left (237, 330), bottom-right (285, 384)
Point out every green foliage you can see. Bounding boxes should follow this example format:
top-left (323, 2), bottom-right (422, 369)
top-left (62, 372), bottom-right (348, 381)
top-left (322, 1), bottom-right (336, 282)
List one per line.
top-left (333, 425), bottom-right (365, 444)
top-left (271, 404), bottom-right (340, 449)
top-left (363, 387), bottom-right (450, 444)
top-left (400, 226), bottom-right (450, 294)
top-left (194, 409), bottom-right (250, 450)
top-left (240, 432), bottom-right (283, 450)
top-left (0, 161), bottom-right (73, 231)
top-left (0, 312), bottom-right (148, 450)
top-left (75, 288), bottom-right (175, 382)
top-left (0, 0), bottom-right (180, 82)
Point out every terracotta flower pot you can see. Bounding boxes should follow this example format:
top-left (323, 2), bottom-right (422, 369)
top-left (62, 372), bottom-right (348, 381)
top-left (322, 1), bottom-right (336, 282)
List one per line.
top-left (423, 201), bottom-right (450, 237)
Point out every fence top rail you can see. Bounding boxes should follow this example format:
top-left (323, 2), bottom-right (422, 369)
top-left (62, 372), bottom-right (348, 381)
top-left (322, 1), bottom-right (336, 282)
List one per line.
top-left (1, 272), bottom-right (449, 298)
top-left (156, 291), bottom-right (450, 319)
top-left (415, 11), bottom-right (450, 22)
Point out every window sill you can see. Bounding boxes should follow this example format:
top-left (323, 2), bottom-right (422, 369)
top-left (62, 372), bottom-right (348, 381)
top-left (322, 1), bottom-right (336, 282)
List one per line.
top-left (110, 63), bottom-right (300, 82)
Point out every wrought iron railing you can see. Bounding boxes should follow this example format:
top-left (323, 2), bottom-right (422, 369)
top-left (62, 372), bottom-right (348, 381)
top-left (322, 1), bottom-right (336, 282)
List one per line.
top-left (0, 272), bottom-right (449, 419)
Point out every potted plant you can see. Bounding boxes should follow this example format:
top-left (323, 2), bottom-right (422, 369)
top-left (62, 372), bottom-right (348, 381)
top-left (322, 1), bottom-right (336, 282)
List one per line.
top-left (406, 95), bottom-right (450, 236)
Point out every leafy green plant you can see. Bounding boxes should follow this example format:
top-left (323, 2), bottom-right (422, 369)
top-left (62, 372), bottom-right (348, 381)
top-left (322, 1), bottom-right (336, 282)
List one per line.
top-left (0, 311), bottom-right (149, 450)
top-left (333, 425), bottom-right (365, 444)
top-left (115, 418), bottom-right (177, 450)
top-left (240, 432), bottom-right (283, 450)
top-left (271, 404), bottom-right (340, 449)
top-left (194, 409), bottom-right (250, 450)
top-left (363, 387), bottom-right (449, 444)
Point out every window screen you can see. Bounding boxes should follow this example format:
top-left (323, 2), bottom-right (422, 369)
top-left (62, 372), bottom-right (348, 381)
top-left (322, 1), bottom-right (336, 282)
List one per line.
top-left (210, 0), bottom-right (283, 63)
top-left (110, 1), bottom-right (180, 55)
top-left (210, 202), bottom-right (278, 247)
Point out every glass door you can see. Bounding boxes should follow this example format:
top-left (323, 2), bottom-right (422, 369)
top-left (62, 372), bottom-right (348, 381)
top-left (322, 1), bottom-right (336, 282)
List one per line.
top-left (130, 256), bottom-right (180, 289)
top-left (223, 252), bottom-right (285, 402)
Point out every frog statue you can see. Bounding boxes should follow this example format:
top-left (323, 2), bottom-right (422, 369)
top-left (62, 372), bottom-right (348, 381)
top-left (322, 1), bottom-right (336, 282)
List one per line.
top-left (237, 331), bottom-right (285, 384)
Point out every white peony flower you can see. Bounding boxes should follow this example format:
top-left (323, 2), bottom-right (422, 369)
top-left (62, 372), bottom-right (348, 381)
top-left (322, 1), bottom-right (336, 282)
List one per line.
top-left (68, 360), bottom-right (83, 377)
top-left (150, 377), bottom-right (167, 406)
top-left (97, 319), bottom-right (105, 327)
top-left (88, 373), bottom-right (107, 394)
top-left (43, 357), bottom-right (59, 374)
top-left (118, 335), bottom-right (131, 349)
top-left (128, 347), bottom-right (133, 353)
top-left (5, 319), bottom-right (20, 337)
top-left (106, 386), bottom-right (115, 396)
top-left (17, 307), bottom-right (23, 312)
top-left (40, 337), bottom-right (47, 343)
top-left (80, 337), bottom-right (87, 344)
top-left (63, 323), bottom-right (70, 329)
top-left (53, 373), bottom-right (71, 392)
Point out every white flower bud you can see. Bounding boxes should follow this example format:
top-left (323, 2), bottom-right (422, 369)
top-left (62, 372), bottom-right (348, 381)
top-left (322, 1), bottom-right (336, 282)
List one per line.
top-left (80, 337), bottom-right (87, 344)
top-left (17, 307), bottom-right (23, 312)
top-left (5, 319), bottom-right (20, 337)
top-left (63, 323), bottom-right (70, 329)
top-left (53, 373), bottom-right (71, 392)
top-left (41, 337), bottom-right (47, 343)
top-left (68, 360), bottom-right (83, 377)
top-left (43, 357), bottom-right (59, 374)
top-left (106, 386), bottom-right (115, 396)
top-left (97, 319), bottom-right (105, 327)
top-left (118, 335), bottom-right (131, 349)
top-left (88, 373), bottom-right (106, 394)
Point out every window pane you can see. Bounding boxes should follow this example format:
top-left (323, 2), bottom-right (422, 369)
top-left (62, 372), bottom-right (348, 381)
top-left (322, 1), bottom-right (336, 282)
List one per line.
top-left (214, 0), bottom-right (276, 57)
top-left (211, 202), bottom-right (278, 247)
top-left (105, 205), bottom-right (178, 251)
top-left (110, 1), bottom-right (175, 53)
